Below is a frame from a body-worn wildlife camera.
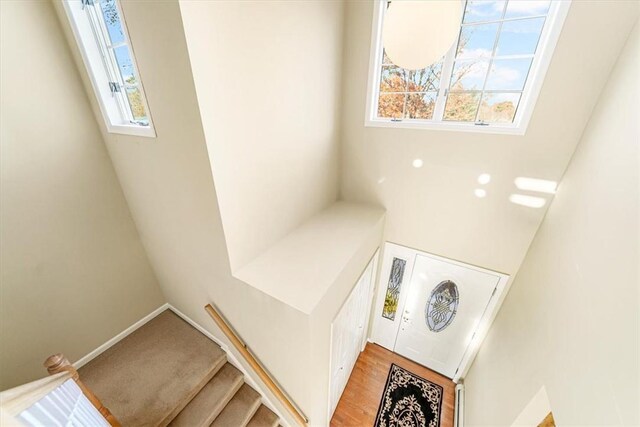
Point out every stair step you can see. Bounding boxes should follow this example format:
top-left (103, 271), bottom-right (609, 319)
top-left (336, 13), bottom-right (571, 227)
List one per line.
top-left (78, 309), bottom-right (226, 427)
top-left (210, 383), bottom-right (262, 427)
top-left (246, 405), bottom-right (279, 427)
top-left (169, 363), bottom-right (244, 427)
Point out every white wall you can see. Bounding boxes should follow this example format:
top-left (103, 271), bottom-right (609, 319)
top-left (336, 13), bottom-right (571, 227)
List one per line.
top-left (179, 0), bottom-right (344, 271)
top-left (339, 1), bottom-right (639, 277)
top-left (464, 21), bottom-right (639, 426)
top-left (52, 1), bottom-right (352, 424)
top-left (0, 0), bottom-right (165, 391)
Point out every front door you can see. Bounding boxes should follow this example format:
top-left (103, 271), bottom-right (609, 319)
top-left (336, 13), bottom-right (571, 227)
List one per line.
top-left (393, 254), bottom-right (500, 378)
top-left (371, 243), bottom-right (508, 380)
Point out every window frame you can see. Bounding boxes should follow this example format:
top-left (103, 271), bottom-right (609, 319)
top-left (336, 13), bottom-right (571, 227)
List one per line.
top-left (62, 0), bottom-right (156, 138)
top-left (364, 0), bottom-right (572, 135)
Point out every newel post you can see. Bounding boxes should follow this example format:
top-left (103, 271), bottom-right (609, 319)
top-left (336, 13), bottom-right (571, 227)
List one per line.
top-left (44, 354), bottom-right (121, 427)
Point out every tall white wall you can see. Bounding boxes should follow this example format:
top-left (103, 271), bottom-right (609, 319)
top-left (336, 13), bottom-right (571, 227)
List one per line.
top-left (464, 22), bottom-right (639, 426)
top-left (179, 0), bottom-right (344, 271)
top-left (339, 0), bottom-right (638, 277)
top-left (0, 0), bottom-right (165, 390)
top-left (52, 1), bottom-right (345, 424)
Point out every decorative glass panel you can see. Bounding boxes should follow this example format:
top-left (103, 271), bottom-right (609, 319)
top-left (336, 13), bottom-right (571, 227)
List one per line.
top-left (425, 280), bottom-right (459, 332)
top-left (382, 257), bottom-right (407, 320)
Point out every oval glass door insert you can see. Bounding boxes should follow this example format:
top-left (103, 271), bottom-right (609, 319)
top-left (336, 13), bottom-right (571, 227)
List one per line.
top-left (425, 280), bottom-right (459, 332)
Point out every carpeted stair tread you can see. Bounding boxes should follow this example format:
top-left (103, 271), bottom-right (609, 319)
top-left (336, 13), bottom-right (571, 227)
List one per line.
top-left (78, 309), bottom-right (226, 427)
top-left (246, 405), bottom-right (279, 427)
top-left (169, 363), bottom-right (244, 427)
top-left (210, 383), bottom-right (261, 427)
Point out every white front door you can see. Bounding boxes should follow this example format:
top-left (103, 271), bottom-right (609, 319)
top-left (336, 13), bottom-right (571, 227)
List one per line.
top-left (371, 243), bottom-right (509, 380)
top-left (394, 254), bottom-right (499, 378)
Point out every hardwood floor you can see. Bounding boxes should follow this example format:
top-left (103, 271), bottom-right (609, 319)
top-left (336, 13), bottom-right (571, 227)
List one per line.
top-left (330, 343), bottom-right (455, 427)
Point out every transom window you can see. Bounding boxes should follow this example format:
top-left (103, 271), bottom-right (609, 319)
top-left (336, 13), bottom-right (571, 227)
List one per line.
top-left (366, 0), bottom-right (571, 134)
top-left (63, 0), bottom-right (155, 137)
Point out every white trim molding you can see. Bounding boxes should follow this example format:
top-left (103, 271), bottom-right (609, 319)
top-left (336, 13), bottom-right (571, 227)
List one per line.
top-left (73, 303), bottom-right (169, 369)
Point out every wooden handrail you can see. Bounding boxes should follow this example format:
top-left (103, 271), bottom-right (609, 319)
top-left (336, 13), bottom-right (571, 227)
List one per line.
top-left (44, 353), bottom-right (121, 427)
top-left (204, 304), bottom-right (308, 426)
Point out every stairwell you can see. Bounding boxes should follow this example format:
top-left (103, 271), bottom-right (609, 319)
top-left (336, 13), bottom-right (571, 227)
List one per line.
top-left (78, 309), bottom-right (280, 427)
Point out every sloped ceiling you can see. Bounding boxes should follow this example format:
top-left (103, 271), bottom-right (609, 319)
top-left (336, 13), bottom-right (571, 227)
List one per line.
top-left (340, 0), bottom-right (639, 275)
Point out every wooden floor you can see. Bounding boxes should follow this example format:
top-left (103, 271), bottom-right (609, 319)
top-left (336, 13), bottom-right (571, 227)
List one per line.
top-left (330, 343), bottom-right (455, 427)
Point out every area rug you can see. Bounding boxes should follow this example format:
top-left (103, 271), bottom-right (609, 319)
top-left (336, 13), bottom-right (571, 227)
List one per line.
top-left (373, 363), bottom-right (443, 427)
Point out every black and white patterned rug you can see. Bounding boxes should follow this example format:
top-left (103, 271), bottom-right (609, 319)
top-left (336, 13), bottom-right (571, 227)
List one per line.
top-left (373, 363), bottom-right (443, 427)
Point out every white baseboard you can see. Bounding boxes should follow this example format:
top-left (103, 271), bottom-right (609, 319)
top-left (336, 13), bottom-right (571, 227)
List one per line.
top-left (73, 303), bottom-right (169, 369)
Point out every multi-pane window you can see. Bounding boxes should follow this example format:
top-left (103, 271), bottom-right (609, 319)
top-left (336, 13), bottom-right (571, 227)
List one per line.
top-left (63, 0), bottom-right (155, 137)
top-left (368, 0), bottom-right (570, 134)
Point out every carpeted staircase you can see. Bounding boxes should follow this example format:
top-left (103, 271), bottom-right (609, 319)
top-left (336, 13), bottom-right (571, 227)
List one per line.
top-left (78, 309), bottom-right (280, 427)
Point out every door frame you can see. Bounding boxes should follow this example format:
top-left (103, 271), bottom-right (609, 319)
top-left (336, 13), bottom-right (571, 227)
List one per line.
top-left (371, 242), bottom-right (510, 383)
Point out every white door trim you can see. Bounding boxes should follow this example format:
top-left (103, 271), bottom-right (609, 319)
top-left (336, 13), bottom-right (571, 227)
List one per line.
top-left (371, 242), bottom-right (510, 383)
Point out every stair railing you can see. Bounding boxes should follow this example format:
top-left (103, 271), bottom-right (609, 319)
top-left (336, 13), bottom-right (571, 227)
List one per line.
top-left (44, 353), bottom-right (121, 426)
top-left (205, 303), bottom-right (308, 426)
top-left (0, 355), bottom-right (119, 426)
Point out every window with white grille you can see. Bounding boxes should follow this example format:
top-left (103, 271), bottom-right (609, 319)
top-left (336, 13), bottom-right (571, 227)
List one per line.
top-left (366, 0), bottom-right (571, 135)
top-left (63, 0), bottom-right (155, 137)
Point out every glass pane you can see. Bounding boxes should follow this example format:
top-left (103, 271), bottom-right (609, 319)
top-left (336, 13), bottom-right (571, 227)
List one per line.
top-left (125, 87), bottom-right (148, 123)
top-left (457, 23), bottom-right (500, 59)
top-left (378, 93), bottom-right (405, 119)
top-left (463, 0), bottom-right (506, 23)
top-left (113, 45), bottom-right (136, 84)
top-left (449, 59), bottom-right (489, 91)
top-left (444, 92), bottom-right (481, 121)
top-left (382, 50), bottom-right (393, 65)
top-left (382, 258), bottom-right (407, 320)
top-left (496, 17), bottom-right (545, 56)
top-left (504, 0), bottom-right (551, 19)
top-left (408, 63), bottom-right (442, 92)
top-left (380, 66), bottom-right (407, 92)
top-left (477, 92), bottom-right (521, 123)
top-left (425, 280), bottom-right (459, 332)
top-left (98, 0), bottom-right (125, 45)
top-left (406, 93), bottom-right (437, 120)
top-left (485, 58), bottom-right (533, 91)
